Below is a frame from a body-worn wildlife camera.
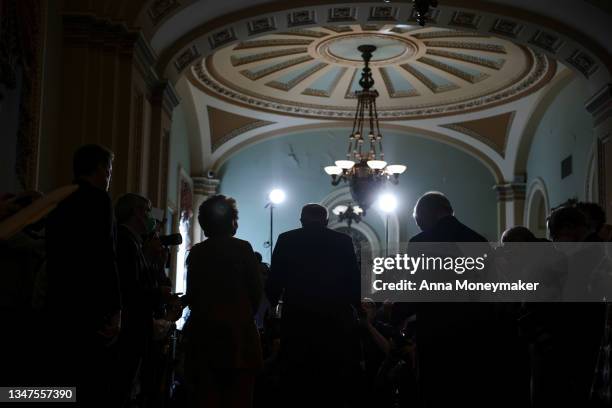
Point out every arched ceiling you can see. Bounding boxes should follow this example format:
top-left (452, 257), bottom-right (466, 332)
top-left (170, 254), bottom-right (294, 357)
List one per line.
top-left (133, 0), bottom-right (607, 183)
top-left (138, 0), bottom-right (612, 64)
top-left (190, 24), bottom-right (554, 120)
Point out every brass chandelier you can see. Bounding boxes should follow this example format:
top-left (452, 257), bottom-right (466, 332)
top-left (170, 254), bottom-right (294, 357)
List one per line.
top-left (324, 45), bottom-right (406, 214)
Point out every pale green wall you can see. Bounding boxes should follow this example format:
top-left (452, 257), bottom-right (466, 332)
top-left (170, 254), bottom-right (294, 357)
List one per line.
top-left (526, 77), bottom-right (595, 206)
top-left (168, 104), bottom-right (191, 205)
top-left (218, 129), bottom-right (498, 261)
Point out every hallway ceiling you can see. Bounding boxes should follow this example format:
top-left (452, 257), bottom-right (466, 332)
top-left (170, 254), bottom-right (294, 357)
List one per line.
top-left (191, 24), bottom-right (554, 120)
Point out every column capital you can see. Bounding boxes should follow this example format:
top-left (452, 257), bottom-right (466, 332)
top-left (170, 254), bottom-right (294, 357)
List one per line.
top-left (193, 176), bottom-right (220, 197)
top-left (151, 80), bottom-right (180, 117)
top-left (586, 83), bottom-right (612, 130)
top-left (493, 182), bottom-right (526, 202)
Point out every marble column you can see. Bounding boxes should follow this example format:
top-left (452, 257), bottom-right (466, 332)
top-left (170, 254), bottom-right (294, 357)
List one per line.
top-left (494, 180), bottom-right (527, 236)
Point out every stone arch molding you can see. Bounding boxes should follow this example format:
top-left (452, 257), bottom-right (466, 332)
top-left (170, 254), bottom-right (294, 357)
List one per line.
top-left (320, 186), bottom-right (400, 256)
top-left (156, 1), bottom-right (610, 91)
top-left (585, 143), bottom-right (598, 202)
top-left (524, 177), bottom-right (550, 228)
top-left (208, 122), bottom-right (505, 186)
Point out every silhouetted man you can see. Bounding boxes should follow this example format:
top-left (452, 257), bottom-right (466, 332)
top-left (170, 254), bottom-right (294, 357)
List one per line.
top-left (114, 193), bottom-right (156, 407)
top-left (408, 192), bottom-right (501, 408)
top-left (45, 144), bottom-right (121, 407)
top-left (545, 206), bottom-right (606, 407)
top-left (267, 204), bottom-right (360, 408)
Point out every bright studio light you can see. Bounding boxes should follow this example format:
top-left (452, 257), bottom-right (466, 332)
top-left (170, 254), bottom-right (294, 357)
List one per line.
top-left (378, 193), bottom-right (398, 213)
top-left (269, 189), bottom-right (286, 204)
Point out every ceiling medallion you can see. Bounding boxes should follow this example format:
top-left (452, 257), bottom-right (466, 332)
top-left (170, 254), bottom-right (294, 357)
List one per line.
top-left (317, 33), bottom-right (419, 67)
top-left (324, 45), bottom-right (406, 214)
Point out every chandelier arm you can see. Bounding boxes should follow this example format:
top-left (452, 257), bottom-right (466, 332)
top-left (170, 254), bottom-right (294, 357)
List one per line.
top-left (369, 97), bottom-right (376, 159)
top-left (373, 98), bottom-right (383, 159)
top-left (358, 98), bottom-right (365, 159)
top-left (351, 93), bottom-right (361, 136)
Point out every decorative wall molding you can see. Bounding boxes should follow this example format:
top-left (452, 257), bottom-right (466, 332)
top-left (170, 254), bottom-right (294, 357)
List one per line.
top-left (287, 10), bottom-right (317, 27)
top-left (422, 40), bottom-right (506, 54)
top-left (266, 62), bottom-right (328, 91)
top-left (240, 55), bottom-right (313, 80)
top-left (156, 0), bottom-right (612, 107)
top-left (193, 48), bottom-right (554, 120)
top-left (230, 47), bottom-right (308, 66)
top-left (490, 18), bottom-right (523, 38)
top-left (585, 83), bottom-right (612, 126)
top-left (494, 182), bottom-right (527, 202)
top-left (174, 45), bottom-right (200, 72)
top-left (302, 66), bottom-right (347, 97)
top-left (524, 177), bottom-right (550, 226)
top-left (368, 6), bottom-right (399, 22)
top-left (425, 49), bottom-right (505, 69)
top-left (566, 49), bottom-right (599, 78)
top-left (441, 111), bottom-right (515, 157)
top-left (247, 17), bottom-right (276, 36)
top-left (234, 39), bottom-right (312, 49)
top-left (449, 11), bottom-right (482, 29)
top-left (411, 30), bottom-right (486, 39)
top-left (208, 28), bottom-right (237, 49)
top-left (400, 63), bottom-right (459, 93)
top-left (529, 30), bottom-right (564, 54)
top-left (193, 176), bottom-right (220, 196)
top-left (328, 7), bottom-right (357, 23)
top-left (278, 29), bottom-right (328, 38)
top-left (418, 56), bottom-right (489, 83)
top-left (379, 67), bottom-right (420, 98)
top-left (148, 0), bottom-right (181, 26)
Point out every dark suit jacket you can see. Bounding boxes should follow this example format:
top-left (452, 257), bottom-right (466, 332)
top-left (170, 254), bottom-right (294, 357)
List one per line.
top-left (408, 216), bottom-right (499, 406)
top-left (115, 224), bottom-right (155, 343)
top-left (45, 180), bottom-right (121, 335)
top-left (410, 214), bottom-right (487, 243)
top-left (266, 225), bottom-right (360, 363)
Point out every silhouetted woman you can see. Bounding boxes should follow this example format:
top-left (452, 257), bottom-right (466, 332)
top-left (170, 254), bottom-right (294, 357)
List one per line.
top-left (183, 195), bottom-right (262, 408)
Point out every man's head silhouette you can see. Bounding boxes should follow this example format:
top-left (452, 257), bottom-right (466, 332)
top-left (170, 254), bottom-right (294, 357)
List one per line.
top-left (300, 204), bottom-right (328, 227)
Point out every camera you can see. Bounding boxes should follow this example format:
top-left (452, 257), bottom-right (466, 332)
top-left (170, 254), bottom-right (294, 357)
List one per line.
top-left (159, 233), bottom-right (182, 247)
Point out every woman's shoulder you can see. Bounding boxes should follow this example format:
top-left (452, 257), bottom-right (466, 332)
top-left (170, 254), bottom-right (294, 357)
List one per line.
top-left (226, 237), bottom-right (255, 255)
top-left (191, 236), bottom-right (253, 251)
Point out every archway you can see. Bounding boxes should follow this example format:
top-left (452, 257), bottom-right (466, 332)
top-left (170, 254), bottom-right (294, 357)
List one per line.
top-left (525, 178), bottom-right (550, 238)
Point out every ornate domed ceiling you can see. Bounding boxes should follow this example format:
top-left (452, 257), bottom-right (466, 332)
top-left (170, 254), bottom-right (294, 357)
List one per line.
top-left (190, 24), bottom-right (556, 120)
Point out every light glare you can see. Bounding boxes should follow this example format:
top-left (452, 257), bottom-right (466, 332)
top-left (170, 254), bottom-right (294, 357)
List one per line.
top-left (269, 189), bottom-right (286, 204)
top-left (378, 193), bottom-right (398, 213)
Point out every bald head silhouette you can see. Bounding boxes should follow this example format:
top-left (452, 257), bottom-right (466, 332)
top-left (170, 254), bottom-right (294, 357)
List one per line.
top-left (413, 192), bottom-right (453, 232)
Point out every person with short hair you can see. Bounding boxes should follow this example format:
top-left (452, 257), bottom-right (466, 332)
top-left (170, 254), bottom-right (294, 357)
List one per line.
top-left (44, 144), bottom-right (121, 407)
top-left (545, 205), bottom-right (606, 406)
top-left (184, 195), bottom-right (263, 408)
top-left (408, 192), bottom-right (508, 407)
top-left (547, 205), bottom-right (592, 242)
top-left (501, 226), bottom-right (538, 243)
top-left (113, 193), bottom-right (157, 407)
top-left (266, 203), bottom-right (360, 408)
top-left (576, 202), bottom-right (606, 236)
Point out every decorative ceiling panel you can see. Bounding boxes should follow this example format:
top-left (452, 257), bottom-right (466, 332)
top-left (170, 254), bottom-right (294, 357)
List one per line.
top-left (192, 25), bottom-right (555, 120)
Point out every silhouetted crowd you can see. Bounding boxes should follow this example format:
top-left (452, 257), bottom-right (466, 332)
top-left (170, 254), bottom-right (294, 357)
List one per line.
top-left (1, 143), bottom-right (611, 408)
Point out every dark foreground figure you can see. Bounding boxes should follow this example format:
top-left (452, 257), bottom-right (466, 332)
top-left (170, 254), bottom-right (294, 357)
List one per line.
top-left (266, 204), bottom-right (361, 408)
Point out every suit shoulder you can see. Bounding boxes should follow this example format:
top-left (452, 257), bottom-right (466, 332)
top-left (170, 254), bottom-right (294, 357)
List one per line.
top-left (409, 232), bottom-right (427, 242)
top-left (326, 228), bottom-right (351, 241)
top-left (277, 228), bottom-right (302, 241)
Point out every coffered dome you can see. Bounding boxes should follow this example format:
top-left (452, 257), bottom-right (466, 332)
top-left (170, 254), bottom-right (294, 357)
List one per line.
top-left (191, 24), bottom-right (555, 120)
